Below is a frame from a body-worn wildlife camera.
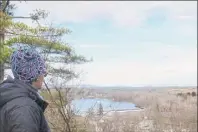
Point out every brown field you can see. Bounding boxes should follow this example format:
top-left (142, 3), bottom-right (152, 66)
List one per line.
top-left (42, 87), bottom-right (197, 132)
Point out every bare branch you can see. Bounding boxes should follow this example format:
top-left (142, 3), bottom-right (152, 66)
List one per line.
top-left (11, 16), bottom-right (31, 19)
top-left (2, 0), bottom-right (10, 12)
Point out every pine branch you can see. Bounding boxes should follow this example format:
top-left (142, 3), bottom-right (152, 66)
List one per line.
top-left (4, 30), bottom-right (62, 37)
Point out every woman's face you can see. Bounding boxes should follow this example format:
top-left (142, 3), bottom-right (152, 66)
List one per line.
top-left (32, 75), bottom-right (45, 89)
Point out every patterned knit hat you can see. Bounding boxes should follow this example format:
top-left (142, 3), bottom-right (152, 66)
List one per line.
top-left (10, 46), bottom-right (47, 83)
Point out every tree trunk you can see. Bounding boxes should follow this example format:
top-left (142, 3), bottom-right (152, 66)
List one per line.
top-left (0, 18), bottom-right (5, 83)
top-left (0, 63), bottom-right (4, 82)
top-left (0, 2), bottom-right (7, 82)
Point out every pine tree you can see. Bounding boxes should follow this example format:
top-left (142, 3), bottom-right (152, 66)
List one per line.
top-left (0, 0), bottom-right (89, 82)
top-left (98, 102), bottom-right (103, 116)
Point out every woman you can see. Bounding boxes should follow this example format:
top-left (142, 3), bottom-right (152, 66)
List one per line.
top-left (0, 47), bottom-right (51, 132)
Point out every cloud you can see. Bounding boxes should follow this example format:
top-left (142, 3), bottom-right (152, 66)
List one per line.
top-left (12, 1), bottom-right (197, 27)
top-left (78, 43), bottom-right (197, 86)
top-left (74, 44), bottom-right (111, 49)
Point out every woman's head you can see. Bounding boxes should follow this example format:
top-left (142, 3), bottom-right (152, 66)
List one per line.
top-left (10, 46), bottom-right (47, 89)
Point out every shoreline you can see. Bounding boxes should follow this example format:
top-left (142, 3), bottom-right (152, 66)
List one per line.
top-left (75, 108), bottom-right (144, 117)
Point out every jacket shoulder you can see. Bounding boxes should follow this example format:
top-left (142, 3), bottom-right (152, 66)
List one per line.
top-left (7, 103), bottom-right (42, 132)
top-left (0, 97), bottom-right (43, 132)
top-left (4, 96), bottom-right (42, 113)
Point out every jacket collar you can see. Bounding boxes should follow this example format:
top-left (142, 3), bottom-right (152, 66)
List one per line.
top-left (15, 78), bottom-right (49, 112)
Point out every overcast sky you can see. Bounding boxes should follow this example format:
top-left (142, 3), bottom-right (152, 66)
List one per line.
top-left (7, 1), bottom-right (197, 87)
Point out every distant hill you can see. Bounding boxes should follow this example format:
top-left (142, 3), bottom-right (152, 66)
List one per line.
top-left (79, 84), bottom-right (197, 90)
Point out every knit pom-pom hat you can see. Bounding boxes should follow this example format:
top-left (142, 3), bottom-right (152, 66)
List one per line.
top-left (10, 46), bottom-right (47, 83)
